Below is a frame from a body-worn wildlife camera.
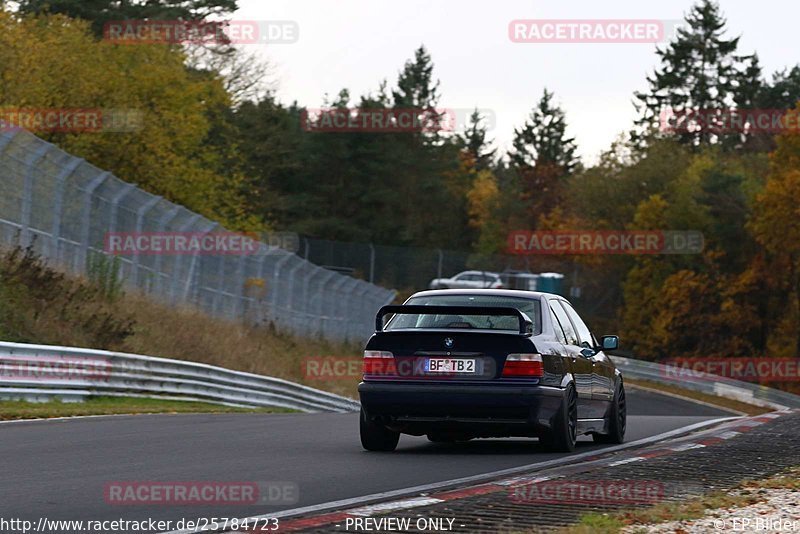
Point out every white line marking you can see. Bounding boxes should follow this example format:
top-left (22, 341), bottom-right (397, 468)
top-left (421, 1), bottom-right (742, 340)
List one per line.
top-left (668, 442), bottom-right (706, 451)
top-left (348, 497), bottom-right (444, 516)
top-left (495, 475), bottom-right (553, 487)
top-left (162, 416), bottom-right (741, 534)
top-left (608, 457), bottom-right (644, 466)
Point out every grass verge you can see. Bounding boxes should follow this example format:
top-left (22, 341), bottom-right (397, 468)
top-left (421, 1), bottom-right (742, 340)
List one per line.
top-left (0, 396), bottom-right (290, 421)
top-left (626, 378), bottom-right (772, 416)
top-left (563, 467), bottom-right (800, 533)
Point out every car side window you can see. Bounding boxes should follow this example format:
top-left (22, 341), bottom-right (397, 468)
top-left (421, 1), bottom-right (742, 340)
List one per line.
top-left (550, 301), bottom-right (578, 345)
top-left (453, 273), bottom-right (468, 280)
top-left (549, 306), bottom-right (567, 343)
top-left (559, 301), bottom-right (595, 348)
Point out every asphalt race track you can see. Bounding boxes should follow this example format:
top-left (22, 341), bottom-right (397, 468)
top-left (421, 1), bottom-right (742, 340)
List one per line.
top-left (0, 388), bottom-right (735, 530)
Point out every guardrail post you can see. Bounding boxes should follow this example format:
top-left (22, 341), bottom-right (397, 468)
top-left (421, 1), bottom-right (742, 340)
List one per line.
top-left (131, 196), bottom-right (162, 287)
top-left (79, 171), bottom-right (111, 272)
top-left (49, 157), bottom-right (84, 263)
top-left (20, 144), bottom-right (51, 248)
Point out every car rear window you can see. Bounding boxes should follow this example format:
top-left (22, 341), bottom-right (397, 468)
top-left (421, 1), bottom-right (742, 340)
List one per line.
top-left (385, 295), bottom-right (541, 333)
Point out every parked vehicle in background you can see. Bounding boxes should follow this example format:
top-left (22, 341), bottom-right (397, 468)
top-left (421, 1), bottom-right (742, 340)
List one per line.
top-left (499, 271), bottom-right (566, 295)
top-left (500, 271), bottom-right (540, 291)
top-left (428, 270), bottom-right (503, 289)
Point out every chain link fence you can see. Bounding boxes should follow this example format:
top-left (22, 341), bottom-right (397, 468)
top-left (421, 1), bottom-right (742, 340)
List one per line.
top-left (0, 128), bottom-right (396, 344)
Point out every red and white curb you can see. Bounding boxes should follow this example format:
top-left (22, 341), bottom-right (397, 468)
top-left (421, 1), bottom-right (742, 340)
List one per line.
top-left (269, 411), bottom-right (791, 532)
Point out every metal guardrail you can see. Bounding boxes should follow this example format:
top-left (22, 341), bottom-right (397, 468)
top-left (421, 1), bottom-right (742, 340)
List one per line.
top-left (1, 341), bottom-right (797, 414)
top-left (611, 355), bottom-right (800, 410)
top-left (0, 341), bottom-right (360, 413)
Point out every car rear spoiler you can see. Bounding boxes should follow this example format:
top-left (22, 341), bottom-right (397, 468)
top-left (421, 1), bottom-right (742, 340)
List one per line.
top-left (375, 305), bottom-right (533, 335)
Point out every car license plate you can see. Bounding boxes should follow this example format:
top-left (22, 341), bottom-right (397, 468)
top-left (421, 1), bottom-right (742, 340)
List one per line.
top-left (425, 358), bottom-right (476, 373)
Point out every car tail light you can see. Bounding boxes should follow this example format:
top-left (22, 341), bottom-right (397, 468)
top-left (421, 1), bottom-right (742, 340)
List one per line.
top-left (502, 353), bottom-right (543, 377)
top-left (363, 350), bottom-right (396, 376)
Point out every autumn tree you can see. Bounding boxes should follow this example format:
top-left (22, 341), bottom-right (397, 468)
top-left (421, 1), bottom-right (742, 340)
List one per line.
top-left (0, 10), bottom-right (256, 229)
top-left (633, 0), bottom-right (760, 148)
top-left (508, 89), bottom-right (579, 228)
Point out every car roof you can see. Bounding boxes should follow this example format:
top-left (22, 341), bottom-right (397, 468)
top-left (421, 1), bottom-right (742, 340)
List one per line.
top-left (408, 288), bottom-right (562, 301)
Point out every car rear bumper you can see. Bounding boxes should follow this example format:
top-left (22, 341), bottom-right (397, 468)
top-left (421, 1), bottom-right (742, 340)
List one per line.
top-left (358, 381), bottom-right (564, 437)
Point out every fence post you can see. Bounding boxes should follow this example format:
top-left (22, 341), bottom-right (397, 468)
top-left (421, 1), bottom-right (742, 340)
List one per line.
top-left (326, 275), bottom-right (348, 340)
top-left (108, 183), bottom-right (136, 233)
top-left (152, 205), bottom-right (181, 295)
top-left (356, 283), bottom-right (372, 341)
top-left (130, 195), bottom-right (162, 287)
top-left (341, 278), bottom-right (360, 342)
top-left (49, 157), bottom-right (84, 263)
top-left (369, 243), bottom-right (375, 283)
top-left (20, 144), bottom-right (51, 248)
top-left (269, 252), bottom-right (292, 326)
top-left (79, 171), bottom-right (111, 272)
top-left (437, 248), bottom-right (443, 279)
top-left (252, 250), bottom-right (270, 323)
top-left (285, 260), bottom-right (305, 333)
top-left (168, 214), bottom-right (202, 303)
top-left (213, 248), bottom-right (228, 317)
top-left (233, 252), bottom-right (248, 318)
top-left (316, 271), bottom-right (336, 337)
top-left (0, 130), bottom-right (17, 153)
top-left (182, 221), bottom-right (218, 303)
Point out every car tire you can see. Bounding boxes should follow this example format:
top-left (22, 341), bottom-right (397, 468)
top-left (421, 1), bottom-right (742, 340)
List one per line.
top-left (593, 381), bottom-right (626, 444)
top-left (360, 408), bottom-right (399, 451)
top-left (542, 384), bottom-right (578, 452)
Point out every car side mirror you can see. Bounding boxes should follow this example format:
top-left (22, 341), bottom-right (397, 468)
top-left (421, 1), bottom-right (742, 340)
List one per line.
top-left (600, 335), bottom-right (619, 351)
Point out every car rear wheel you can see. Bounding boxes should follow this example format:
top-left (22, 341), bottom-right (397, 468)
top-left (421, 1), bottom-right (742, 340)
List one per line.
top-left (593, 381), bottom-right (626, 444)
top-left (360, 408), bottom-right (400, 451)
top-left (542, 384), bottom-right (578, 452)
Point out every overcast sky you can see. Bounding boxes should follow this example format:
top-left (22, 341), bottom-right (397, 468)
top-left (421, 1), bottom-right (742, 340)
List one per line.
top-left (234, 0), bottom-right (797, 164)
